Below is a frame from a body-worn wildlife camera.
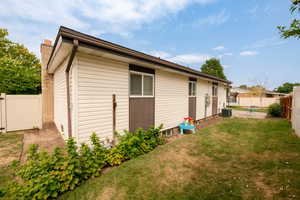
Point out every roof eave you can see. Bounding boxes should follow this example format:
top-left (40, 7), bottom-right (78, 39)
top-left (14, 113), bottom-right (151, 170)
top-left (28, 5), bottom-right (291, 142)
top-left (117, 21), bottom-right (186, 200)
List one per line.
top-left (48, 26), bottom-right (231, 84)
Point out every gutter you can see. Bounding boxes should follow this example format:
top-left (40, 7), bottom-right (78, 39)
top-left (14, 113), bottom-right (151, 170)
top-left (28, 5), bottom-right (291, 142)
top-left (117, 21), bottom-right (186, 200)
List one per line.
top-left (65, 39), bottom-right (78, 138)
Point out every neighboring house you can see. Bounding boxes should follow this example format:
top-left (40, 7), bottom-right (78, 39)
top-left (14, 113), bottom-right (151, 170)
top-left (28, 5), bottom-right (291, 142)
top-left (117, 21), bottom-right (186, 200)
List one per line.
top-left (40, 26), bottom-right (230, 144)
top-left (229, 87), bottom-right (286, 108)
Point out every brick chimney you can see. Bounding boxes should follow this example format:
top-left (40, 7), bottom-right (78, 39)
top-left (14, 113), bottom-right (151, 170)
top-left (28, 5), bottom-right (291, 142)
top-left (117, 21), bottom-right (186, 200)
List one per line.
top-left (40, 40), bottom-right (54, 127)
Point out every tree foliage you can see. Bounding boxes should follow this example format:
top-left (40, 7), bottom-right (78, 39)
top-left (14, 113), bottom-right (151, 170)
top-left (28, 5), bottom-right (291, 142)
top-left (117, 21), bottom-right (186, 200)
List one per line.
top-left (200, 58), bottom-right (227, 80)
top-left (0, 28), bottom-right (41, 94)
top-left (274, 82), bottom-right (300, 94)
top-left (239, 84), bottom-right (248, 89)
top-left (249, 85), bottom-right (266, 97)
top-left (278, 0), bottom-right (300, 39)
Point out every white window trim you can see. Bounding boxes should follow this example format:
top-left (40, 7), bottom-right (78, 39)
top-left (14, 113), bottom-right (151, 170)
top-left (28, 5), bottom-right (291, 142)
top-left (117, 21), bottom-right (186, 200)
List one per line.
top-left (130, 71), bottom-right (155, 98)
top-left (189, 81), bottom-right (197, 97)
top-left (212, 84), bottom-right (218, 97)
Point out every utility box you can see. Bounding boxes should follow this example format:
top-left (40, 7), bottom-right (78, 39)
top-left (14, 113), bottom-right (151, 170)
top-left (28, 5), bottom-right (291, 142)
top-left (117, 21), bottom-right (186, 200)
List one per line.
top-left (221, 108), bottom-right (232, 117)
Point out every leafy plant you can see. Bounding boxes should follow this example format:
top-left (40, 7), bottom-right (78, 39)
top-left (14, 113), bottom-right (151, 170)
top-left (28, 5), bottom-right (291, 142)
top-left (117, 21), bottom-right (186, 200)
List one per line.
top-left (268, 103), bottom-right (282, 117)
top-left (0, 28), bottom-right (41, 94)
top-left (3, 126), bottom-right (164, 199)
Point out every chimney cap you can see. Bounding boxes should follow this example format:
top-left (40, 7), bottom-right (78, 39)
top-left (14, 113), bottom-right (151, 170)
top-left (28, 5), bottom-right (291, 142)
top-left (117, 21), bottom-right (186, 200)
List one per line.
top-left (43, 39), bottom-right (52, 46)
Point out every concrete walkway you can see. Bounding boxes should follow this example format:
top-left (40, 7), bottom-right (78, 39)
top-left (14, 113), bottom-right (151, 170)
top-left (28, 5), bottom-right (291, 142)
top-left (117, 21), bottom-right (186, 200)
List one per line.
top-left (232, 110), bottom-right (267, 119)
top-left (21, 124), bottom-right (65, 162)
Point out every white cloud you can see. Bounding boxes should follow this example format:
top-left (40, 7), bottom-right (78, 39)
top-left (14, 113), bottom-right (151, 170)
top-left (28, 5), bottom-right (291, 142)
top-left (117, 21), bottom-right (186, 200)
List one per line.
top-left (148, 50), bottom-right (171, 59)
top-left (245, 37), bottom-right (287, 49)
top-left (248, 5), bottom-right (258, 16)
top-left (197, 9), bottom-right (230, 25)
top-left (148, 50), bottom-right (212, 66)
top-left (168, 53), bottom-right (211, 65)
top-left (212, 46), bottom-right (225, 51)
top-left (0, 0), bottom-right (216, 56)
top-left (218, 52), bottom-right (233, 59)
top-left (223, 52), bottom-right (233, 56)
top-left (223, 64), bottom-right (230, 69)
top-left (240, 51), bottom-right (259, 56)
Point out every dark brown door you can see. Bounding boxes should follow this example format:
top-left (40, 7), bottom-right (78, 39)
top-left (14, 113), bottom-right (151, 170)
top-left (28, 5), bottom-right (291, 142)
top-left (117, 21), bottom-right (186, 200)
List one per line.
top-left (129, 97), bottom-right (155, 132)
top-left (189, 97), bottom-right (196, 119)
top-left (212, 96), bottom-right (218, 115)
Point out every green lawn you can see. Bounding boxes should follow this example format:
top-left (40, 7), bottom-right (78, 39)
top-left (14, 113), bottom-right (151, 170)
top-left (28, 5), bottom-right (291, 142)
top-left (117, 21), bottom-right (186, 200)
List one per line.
top-left (0, 132), bottom-right (23, 191)
top-left (59, 118), bottom-right (300, 200)
top-left (229, 106), bottom-right (268, 113)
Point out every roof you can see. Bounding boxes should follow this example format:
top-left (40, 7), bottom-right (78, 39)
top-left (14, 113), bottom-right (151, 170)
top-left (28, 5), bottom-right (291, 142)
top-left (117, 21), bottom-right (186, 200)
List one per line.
top-left (231, 87), bottom-right (287, 96)
top-left (48, 26), bottom-right (231, 84)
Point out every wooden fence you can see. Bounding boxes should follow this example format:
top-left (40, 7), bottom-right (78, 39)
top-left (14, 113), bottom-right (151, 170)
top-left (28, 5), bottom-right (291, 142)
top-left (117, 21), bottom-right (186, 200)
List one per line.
top-left (280, 95), bottom-right (293, 121)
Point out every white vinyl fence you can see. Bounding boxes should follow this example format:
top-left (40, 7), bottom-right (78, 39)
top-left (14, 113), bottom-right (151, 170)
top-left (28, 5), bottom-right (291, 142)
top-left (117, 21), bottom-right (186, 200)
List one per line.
top-left (230, 97), bottom-right (279, 108)
top-left (0, 93), bottom-right (42, 133)
top-left (292, 87), bottom-right (300, 137)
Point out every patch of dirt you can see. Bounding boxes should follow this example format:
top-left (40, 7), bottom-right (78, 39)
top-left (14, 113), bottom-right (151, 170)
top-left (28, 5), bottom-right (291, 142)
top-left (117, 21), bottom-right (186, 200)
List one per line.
top-left (21, 124), bottom-right (65, 162)
top-left (0, 154), bottom-right (18, 166)
top-left (253, 173), bottom-right (276, 199)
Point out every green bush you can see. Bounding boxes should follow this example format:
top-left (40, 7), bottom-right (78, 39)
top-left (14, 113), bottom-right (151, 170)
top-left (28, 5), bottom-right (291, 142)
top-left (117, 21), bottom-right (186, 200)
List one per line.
top-left (4, 126), bottom-right (164, 199)
top-left (267, 103), bottom-right (282, 117)
top-left (106, 126), bottom-right (164, 166)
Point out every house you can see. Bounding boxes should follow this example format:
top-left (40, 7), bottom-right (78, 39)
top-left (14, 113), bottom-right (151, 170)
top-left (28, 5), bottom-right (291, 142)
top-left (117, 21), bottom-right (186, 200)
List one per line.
top-left (229, 87), bottom-right (286, 108)
top-left (40, 26), bottom-right (230, 144)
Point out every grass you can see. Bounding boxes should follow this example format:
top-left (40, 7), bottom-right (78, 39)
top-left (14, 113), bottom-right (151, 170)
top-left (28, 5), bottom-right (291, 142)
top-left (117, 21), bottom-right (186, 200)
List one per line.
top-left (229, 106), bottom-right (268, 113)
top-left (0, 132), bottom-right (23, 191)
top-left (59, 118), bottom-right (300, 200)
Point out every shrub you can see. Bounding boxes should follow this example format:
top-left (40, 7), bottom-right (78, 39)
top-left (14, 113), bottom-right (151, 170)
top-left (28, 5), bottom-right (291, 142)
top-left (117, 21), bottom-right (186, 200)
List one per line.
top-left (106, 126), bottom-right (164, 166)
top-left (268, 103), bottom-right (282, 117)
top-left (4, 126), bottom-right (164, 199)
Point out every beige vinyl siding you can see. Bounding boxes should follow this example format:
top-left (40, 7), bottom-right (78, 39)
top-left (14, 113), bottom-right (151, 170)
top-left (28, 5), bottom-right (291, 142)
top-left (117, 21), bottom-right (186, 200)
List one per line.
top-left (70, 57), bottom-right (78, 141)
top-left (155, 70), bottom-right (188, 130)
top-left (77, 54), bottom-right (129, 144)
top-left (218, 84), bottom-right (227, 111)
top-left (197, 79), bottom-right (213, 119)
top-left (53, 59), bottom-right (68, 139)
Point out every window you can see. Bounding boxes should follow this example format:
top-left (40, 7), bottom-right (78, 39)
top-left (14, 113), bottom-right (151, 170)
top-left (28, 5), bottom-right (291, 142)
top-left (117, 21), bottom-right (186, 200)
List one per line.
top-left (130, 73), bottom-right (142, 95)
top-left (189, 81), bottom-right (196, 96)
top-left (143, 75), bottom-right (153, 96)
top-left (130, 72), bottom-right (154, 97)
top-left (212, 83), bottom-right (218, 96)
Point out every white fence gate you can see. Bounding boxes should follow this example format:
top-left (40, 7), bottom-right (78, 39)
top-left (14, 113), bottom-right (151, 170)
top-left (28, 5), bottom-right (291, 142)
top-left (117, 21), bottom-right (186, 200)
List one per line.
top-left (292, 87), bottom-right (300, 137)
top-left (0, 93), bottom-right (42, 133)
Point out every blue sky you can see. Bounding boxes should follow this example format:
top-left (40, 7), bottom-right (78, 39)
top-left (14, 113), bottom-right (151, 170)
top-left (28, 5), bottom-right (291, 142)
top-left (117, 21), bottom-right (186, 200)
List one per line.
top-left (0, 0), bottom-right (299, 89)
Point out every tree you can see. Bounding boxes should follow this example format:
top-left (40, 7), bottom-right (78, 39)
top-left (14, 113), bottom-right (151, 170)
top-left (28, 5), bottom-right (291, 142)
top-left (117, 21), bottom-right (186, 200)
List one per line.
top-left (200, 58), bottom-right (227, 80)
top-left (239, 85), bottom-right (248, 89)
top-left (249, 85), bottom-right (266, 97)
top-left (274, 82), bottom-right (300, 94)
top-left (278, 0), bottom-right (300, 39)
top-left (0, 29), bottom-right (41, 94)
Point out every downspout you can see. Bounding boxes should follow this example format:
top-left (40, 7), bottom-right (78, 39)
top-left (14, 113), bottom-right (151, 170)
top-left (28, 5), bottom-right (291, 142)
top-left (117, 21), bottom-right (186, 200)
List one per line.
top-left (66, 39), bottom-right (79, 138)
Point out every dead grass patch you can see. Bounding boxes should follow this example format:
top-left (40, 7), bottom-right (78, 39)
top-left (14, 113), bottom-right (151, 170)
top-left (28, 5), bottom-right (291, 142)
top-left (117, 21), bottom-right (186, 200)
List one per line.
top-left (96, 186), bottom-right (126, 200)
top-left (97, 187), bottom-right (116, 200)
top-left (253, 172), bottom-right (277, 199)
top-left (154, 141), bottom-right (214, 190)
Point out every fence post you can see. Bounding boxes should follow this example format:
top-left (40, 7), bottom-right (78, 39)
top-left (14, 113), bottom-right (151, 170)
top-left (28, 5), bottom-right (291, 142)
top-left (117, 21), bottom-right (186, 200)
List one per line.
top-left (0, 93), bottom-right (7, 133)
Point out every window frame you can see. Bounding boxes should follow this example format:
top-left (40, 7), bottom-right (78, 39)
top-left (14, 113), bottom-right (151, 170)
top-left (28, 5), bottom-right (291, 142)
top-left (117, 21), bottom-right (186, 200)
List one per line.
top-left (189, 81), bottom-right (197, 97)
top-left (130, 71), bottom-right (155, 98)
top-left (212, 83), bottom-right (218, 97)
